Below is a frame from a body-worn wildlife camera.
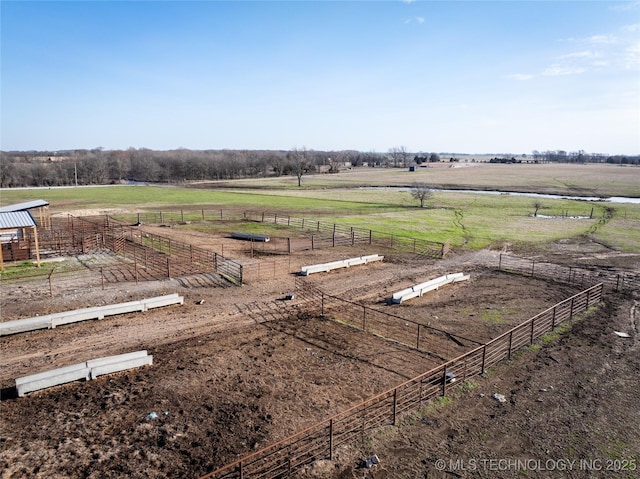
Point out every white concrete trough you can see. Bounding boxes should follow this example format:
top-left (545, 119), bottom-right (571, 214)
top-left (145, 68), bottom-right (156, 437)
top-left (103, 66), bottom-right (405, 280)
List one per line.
top-left (0, 294), bottom-right (184, 336)
top-left (142, 293), bottom-right (184, 310)
top-left (300, 254), bottom-right (383, 276)
top-left (392, 272), bottom-right (469, 304)
top-left (0, 316), bottom-right (52, 336)
top-left (88, 350), bottom-right (153, 379)
top-left (16, 350), bottom-right (152, 397)
top-left (16, 362), bottom-right (90, 397)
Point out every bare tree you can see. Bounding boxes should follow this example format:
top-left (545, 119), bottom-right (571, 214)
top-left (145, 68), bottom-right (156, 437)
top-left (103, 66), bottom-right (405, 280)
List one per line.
top-left (388, 146), bottom-right (411, 168)
top-left (533, 200), bottom-right (543, 217)
top-left (410, 182), bottom-right (433, 208)
top-left (289, 147), bottom-right (311, 187)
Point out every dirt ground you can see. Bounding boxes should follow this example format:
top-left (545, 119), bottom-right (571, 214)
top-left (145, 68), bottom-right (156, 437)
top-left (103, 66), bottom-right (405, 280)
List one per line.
top-left (1, 226), bottom-right (638, 479)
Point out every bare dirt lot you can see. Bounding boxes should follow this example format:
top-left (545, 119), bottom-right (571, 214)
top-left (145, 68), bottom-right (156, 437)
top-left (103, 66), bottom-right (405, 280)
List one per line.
top-left (1, 226), bottom-right (639, 479)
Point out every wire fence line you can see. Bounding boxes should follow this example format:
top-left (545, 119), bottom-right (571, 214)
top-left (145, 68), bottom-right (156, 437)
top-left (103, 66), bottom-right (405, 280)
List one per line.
top-left (107, 208), bottom-right (450, 258)
top-left (498, 254), bottom-right (639, 294)
top-left (199, 283), bottom-right (603, 479)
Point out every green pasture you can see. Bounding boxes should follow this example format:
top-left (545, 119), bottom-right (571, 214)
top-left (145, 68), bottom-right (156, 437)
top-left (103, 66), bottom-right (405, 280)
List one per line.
top-left (1, 176), bottom-right (639, 253)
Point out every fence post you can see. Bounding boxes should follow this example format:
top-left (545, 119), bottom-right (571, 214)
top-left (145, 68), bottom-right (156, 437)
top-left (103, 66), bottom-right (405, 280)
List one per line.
top-left (167, 258), bottom-right (171, 279)
top-left (201, 209), bottom-right (205, 221)
top-left (530, 317), bottom-right (535, 344)
top-left (498, 253), bottom-right (502, 271)
top-left (551, 306), bottom-right (556, 329)
top-left (311, 235), bottom-right (315, 250)
top-left (49, 270), bottom-right (54, 297)
top-left (369, 230), bottom-right (372, 245)
top-left (441, 366), bottom-right (448, 397)
top-left (101, 268), bottom-right (105, 290)
top-left (570, 297), bottom-right (575, 320)
top-left (616, 274), bottom-right (621, 292)
top-left (392, 389), bottom-right (398, 426)
top-left (332, 224), bottom-right (336, 247)
top-left (530, 260), bottom-right (535, 277)
top-left (287, 237), bottom-right (291, 254)
top-left (508, 331), bottom-right (513, 359)
top-left (481, 345), bottom-right (486, 374)
top-left (329, 419), bottom-right (334, 461)
top-left (362, 305), bottom-right (366, 331)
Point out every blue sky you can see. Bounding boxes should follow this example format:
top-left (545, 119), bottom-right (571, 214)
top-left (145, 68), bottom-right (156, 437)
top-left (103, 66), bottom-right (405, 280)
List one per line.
top-left (1, 0), bottom-right (639, 154)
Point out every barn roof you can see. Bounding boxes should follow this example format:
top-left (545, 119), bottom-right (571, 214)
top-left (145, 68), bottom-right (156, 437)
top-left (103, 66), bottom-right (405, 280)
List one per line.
top-left (0, 200), bottom-right (49, 213)
top-left (0, 211), bottom-right (37, 229)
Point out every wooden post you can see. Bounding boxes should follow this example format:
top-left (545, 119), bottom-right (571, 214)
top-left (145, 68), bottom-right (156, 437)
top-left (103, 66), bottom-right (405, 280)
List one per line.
top-left (49, 270), bottom-right (54, 297)
top-left (167, 258), bottom-right (171, 279)
top-left (32, 226), bottom-right (41, 267)
top-left (481, 345), bottom-right (486, 374)
top-left (508, 331), bottom-right (513, 359)
top-left (498, 253), bottom-right (502, 271)
top-left (287, 237), bottom-right (291, 254)
top-left (332, 224), bottom-right (336, 247)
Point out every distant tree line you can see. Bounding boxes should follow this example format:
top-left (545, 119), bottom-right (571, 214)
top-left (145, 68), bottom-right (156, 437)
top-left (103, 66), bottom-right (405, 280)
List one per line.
top-left (0, 148), bottom-right (386, 188)
top-left (530, 150), bottom-right (639, 165)
top-left (1, 147), bottom-right (637, 188)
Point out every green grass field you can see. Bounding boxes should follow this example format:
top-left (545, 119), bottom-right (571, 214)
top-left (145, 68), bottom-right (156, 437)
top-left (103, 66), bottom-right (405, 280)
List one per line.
top-left (1, 164), bottom-right (639, 253)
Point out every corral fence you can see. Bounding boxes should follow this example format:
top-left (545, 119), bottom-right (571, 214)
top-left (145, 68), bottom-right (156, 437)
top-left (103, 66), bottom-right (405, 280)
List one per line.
top-left (106, 207), bottom-right (449, 258)
top-left (200, 283), bottom-right (603, 479)
top-left (243, 211), bottom-right (450, 258)
top-left (2, 216), bottom-right (245, 290)
top-left (498, 254), bottom-right (639, 294)
top-left (295, 278), bottom-right (483, 361)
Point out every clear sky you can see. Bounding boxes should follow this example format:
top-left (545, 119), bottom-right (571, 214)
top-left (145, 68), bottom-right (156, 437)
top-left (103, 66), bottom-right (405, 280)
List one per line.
top-left (1, 0), bottom-right (639, 154)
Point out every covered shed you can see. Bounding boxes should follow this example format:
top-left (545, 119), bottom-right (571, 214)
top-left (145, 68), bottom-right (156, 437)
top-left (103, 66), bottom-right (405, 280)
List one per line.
top-left (0, 210), bottom-right (42, 270)
top-left (0, 199), bottom-right (51, 228)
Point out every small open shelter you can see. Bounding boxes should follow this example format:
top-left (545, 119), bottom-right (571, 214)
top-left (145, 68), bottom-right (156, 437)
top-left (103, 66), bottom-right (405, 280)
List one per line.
top-left (0, 200), bottom-right (48, 270)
